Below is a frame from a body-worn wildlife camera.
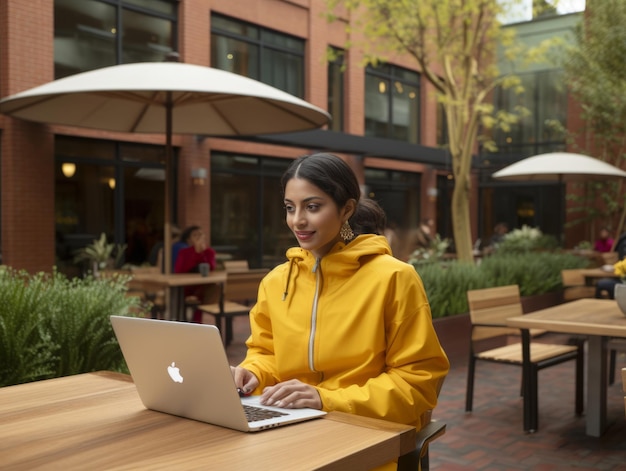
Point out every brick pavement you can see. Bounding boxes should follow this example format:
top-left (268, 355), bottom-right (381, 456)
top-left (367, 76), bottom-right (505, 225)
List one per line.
top-left (225, 317), bottom-right (626, 471)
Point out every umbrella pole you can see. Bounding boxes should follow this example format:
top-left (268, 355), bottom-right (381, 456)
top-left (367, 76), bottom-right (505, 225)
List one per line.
top-left (164, 96), bottom-right (173, 274)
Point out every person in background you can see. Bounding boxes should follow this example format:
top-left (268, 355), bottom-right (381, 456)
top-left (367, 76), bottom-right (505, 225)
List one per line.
top-left (171, 225), bottom-right (196, 267)
top-left (148, 225), bottom-right (183, 269)
top-left (489, 222), bottom-right (509, 247)
top-left (417, 217), bottom-right (435, 247)
top-left (231, 153), bottom-right (449, 471)
top-left (593, 227), bottom-right (614, 253)
top-left (174, 226), bottom-right (217, 323)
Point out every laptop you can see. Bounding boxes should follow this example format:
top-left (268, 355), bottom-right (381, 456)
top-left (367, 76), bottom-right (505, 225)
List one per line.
top-left (110, 315), bottom-right (326, 432)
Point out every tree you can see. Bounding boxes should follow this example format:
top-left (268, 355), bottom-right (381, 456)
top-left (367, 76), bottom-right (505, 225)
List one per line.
top-left (326, 0), bottom-right (523, 263)
top-left (561, 0), bottom-right (626, 242)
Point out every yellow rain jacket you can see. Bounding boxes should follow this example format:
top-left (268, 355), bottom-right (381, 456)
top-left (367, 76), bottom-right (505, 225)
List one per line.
top-left (239, 234), bottom-right (449, 430)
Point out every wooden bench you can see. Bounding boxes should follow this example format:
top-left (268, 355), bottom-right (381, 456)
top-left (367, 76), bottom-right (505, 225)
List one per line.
top-left (198, 268), bottom-right (269, 345)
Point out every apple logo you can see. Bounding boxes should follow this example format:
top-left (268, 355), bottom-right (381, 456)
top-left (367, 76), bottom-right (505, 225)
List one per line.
top-left (167, 362), bottom-right (184, 383)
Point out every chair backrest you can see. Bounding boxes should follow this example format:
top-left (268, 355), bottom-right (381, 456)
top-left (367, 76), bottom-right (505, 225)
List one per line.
top-left (223, 260), bottom-right (250, 273)
top-left (622, 367), bottom-right (626, 417)
top-left (223, 269), bottom-right (268, 303)
top-left (466, 285), bottom-right (523, 341)
top-left (601, 252), bottom-right (618, 265)
top-left (561, 269), bottom-right (596, 301)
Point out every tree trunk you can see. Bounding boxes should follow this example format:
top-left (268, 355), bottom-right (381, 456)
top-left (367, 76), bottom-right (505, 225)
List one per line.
top-left (451, 174), bottom-right (474, 263)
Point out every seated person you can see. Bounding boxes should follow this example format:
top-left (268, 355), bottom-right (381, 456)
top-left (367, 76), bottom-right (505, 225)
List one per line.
top-left (596, 277), bottom-right (619, 299)
top-left (593, 228), bottom-right (614, 253)
top-left (174, 226), bottom-right (217, 322)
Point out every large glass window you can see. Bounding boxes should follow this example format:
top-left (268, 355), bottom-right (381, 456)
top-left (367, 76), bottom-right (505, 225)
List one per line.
top-left (327, 47), bottom-right (344, 132)
top-left (365, 168), bottom-right (421, 260)
top-left (365, 64), bottom-right (420, 143)
top-left (211, 14), bottom-right (305, 98)
top-left (54, 0), bottom-right (177, 79)
top-left (488, 69), bottom-right (567, 161)
top-left (55, 136), bottom-right (166, 276)
top-left (211, 153), bottom-right (292, 269)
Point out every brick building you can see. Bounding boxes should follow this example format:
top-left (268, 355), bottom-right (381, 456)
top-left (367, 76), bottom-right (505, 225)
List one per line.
top-left (0, 0), bottom-right (590, 275)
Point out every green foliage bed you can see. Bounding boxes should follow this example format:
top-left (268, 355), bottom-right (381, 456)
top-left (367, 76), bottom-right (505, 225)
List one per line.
top-left (0, 267), bottom-right (147, 387)
top-left (415, 252), bottom-right (591, 318)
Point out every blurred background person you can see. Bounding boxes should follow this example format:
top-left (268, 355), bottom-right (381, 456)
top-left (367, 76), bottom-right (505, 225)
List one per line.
top-left (593, 227), bottom-right (614, 253)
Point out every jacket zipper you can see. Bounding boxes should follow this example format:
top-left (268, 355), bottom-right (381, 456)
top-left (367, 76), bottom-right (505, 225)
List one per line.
top-left (308, 257), bottom-right (321, 372)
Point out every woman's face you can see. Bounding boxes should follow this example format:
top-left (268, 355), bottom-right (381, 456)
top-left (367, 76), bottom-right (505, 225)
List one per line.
top-left (284, 177), bottom-right (354, 258)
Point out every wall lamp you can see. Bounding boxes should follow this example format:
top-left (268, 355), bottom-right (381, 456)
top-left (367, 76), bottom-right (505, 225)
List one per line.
top-left (191, 167), bottom-right (207, 185)
top-left (62, 162), bottom-right (76, 178)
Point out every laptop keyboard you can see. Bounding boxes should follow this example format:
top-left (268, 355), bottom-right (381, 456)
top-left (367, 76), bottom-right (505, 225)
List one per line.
top-left (243, 404), bottom-right (288, 423)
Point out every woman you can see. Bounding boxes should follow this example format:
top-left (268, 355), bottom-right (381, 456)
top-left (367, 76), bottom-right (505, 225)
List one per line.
top-left (174, 226), bottom-right (216, 323)
top-left (232, 153), bottom-right (449, 469)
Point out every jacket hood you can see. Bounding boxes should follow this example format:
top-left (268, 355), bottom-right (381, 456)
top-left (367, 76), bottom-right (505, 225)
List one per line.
top-left (281, 234), bottom-right (392, 301)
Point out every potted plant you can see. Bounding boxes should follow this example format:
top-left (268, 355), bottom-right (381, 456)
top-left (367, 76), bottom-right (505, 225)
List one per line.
top-left (73, 233), bottom-right (126, 276)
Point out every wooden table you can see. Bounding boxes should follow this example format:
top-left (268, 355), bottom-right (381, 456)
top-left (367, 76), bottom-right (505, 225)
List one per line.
top-left (507, 298), bottom-right (626, 437)
top-left (132, 271), bottom-right (227, 321)
top-left (0, 372), bottom-right (416, 470)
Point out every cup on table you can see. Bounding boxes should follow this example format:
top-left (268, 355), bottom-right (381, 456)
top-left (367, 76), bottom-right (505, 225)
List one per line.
top-left (198, 263), bottom-right (210, 277)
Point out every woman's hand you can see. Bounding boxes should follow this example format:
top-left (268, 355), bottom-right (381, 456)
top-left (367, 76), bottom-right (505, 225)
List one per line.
top-left (191, 230), bottom-right (207, 252)
top-left (259, 379), bottom-right (322, 410)
top-left (230, 366), bottom-right (259, 395)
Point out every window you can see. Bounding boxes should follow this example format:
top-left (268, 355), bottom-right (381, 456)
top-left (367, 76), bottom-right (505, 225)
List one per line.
top-left (365, 64), bottom-right (420, 143)
top-left (327, 47), bottom-right (344, 131)
top-left (489, 69), bottom-right (567, 160)
top-left (211, 153), bottom-right (292, 268)
top-left (211, 14), bottom-right (305, 98)
top-left (54, 0), bottom-right (177, 79)
top-left (55, 136), bottom-right (167, 276)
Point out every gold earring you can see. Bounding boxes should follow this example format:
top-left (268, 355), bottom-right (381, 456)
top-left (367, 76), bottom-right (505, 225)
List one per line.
top-left (340, 221), bottom-right (354, 241)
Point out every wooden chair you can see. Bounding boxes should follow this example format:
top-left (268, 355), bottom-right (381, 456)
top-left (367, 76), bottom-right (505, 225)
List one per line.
top-left (223, 260), bottom-right (250, 273)
top-left (601, 252), bottom-right (618, 265)
top-left (397, 378), bottom-right (446, 471)
top-left (561, 269), bottom-right (595, 301)
top-left (118, 266), bottom-right (166, 318)
top-left (622, 367), bottom-right (626, 417)
top-left (198, 269), bottom-right (268, 345)
top-left (466, 285), bottom-right (584, 433)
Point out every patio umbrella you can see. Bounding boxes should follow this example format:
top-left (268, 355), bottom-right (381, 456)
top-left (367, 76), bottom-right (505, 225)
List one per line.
top-left (492, 152), bottom-right (626, 181)
top-left (492, 152), bottom-right (626, 241)
top-left (0, 61), bottom-right (331, 273)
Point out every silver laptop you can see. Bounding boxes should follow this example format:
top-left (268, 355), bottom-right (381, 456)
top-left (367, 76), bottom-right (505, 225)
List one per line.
top-left (110, 315), bottom-right (326, 432)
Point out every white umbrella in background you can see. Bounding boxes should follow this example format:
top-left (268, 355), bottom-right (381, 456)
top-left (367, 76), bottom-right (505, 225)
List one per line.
top-left (492, 152), bottom-right (626, 242)
top-left (492, 152), bottom-right (626, 181)
top-left (0, 61), bottom-right (331, 273)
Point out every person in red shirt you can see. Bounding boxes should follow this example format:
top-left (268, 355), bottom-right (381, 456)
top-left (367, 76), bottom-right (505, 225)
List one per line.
top-left (593, 228), bottom-right (614, 253)
top-left (174, 226), bottom-right (217, 322)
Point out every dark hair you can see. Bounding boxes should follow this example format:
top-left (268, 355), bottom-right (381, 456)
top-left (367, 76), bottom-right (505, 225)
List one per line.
top-left (351, 198), bottom-right (386, 236)
top-left (281, 153), bottom-right (387, 240)
top-left (180, 225), bottom-right (200, 244)
top-left (281, 153), bottom-right (361, 209)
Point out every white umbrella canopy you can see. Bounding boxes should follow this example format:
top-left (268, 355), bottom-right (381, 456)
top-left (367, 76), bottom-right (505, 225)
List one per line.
top-left (0, 62), bottom-right (331, 273)
top-left (492, 152), bottom-right (626, 182)
top-left (0, 62), bottom-right (330, 135)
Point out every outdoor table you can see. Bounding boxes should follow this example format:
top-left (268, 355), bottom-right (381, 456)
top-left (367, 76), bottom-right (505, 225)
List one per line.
top-left (131, 271), bottom-right (227, 321)
top-left (507, 298), bottom-right (626, 437)
top-left (0, 372), bottom-right (416, 470)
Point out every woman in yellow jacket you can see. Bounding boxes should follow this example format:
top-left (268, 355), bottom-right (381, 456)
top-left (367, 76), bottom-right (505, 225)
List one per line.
top-left (232, 153), bottom-right (449, 469)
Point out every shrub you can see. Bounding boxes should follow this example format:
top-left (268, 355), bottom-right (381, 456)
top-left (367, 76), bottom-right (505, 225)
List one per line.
top-left (414, 251), bottom-right (590, 318)
top-left (0, 267), bottom-right (147, 387)
top-left (496, 225), bottom-right (559, 254)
